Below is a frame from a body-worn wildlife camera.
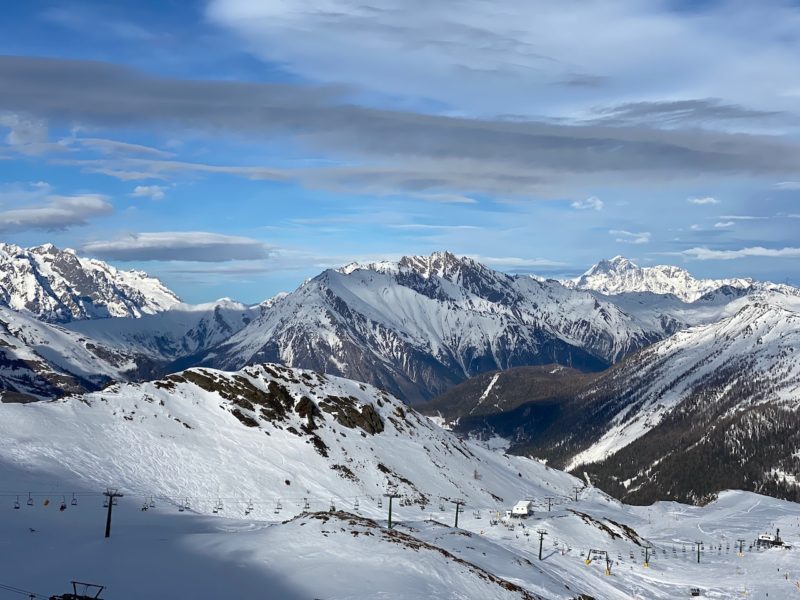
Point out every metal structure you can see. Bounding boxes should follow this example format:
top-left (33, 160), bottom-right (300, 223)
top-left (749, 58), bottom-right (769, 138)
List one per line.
top-left (384, 493), bottom-right (400, 529)
top-left (49, 581), bottom-right (105, 600)
top-left (536, 529), bottom-right (547, 560)
top-left (103, 488), bottom-right (124, 539)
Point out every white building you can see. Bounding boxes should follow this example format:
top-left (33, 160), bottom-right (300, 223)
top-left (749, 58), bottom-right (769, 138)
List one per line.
top-left (512, 500), bottom-right (533, 517)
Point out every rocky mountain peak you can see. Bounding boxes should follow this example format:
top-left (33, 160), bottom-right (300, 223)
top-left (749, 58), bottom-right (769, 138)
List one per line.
top-left (0, 242), bottom-right (180, 322)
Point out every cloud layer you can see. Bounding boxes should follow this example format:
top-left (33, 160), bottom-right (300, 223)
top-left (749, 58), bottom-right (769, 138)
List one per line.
top-left (83, 232), bottom-right (270, 262)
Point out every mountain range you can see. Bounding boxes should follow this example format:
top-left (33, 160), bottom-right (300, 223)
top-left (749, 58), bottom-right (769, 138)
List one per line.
top-left (1, 243), bottom-right (798, 505)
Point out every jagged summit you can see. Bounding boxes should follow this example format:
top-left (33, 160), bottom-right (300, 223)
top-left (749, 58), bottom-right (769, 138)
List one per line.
top-left (339, 251), bottom-right (486, 280)
top-left (0, 242), bottom-right (180, 322)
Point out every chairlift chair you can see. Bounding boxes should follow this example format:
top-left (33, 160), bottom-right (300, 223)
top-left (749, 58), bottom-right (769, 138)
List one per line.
top-left (26, 493), bottom-right (33, 507)
top-left (59, 496), bottom-right (67, 511)
top-left (71, 493), bottom-right (78, 506)
top-left (353, 498), bottom-right (359, 511)
top-left (13, 496), bottom-right (20, 510)
top-left (149, 496), bottom-right (156, 509)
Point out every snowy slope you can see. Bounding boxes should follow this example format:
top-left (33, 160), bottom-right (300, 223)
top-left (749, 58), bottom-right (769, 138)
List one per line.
top-left (0, 243), bottom-right (180, 322)
top-left (1, 366), bottom-right (800, 599)
top-left (0, 363), bottom-right (579, 514)
top-left (565, 256), bottom-right (798, 303)
top-left (64, 298), bottom-right (260, 363)
top-left (200, 252), bottom-right (660, 402)
top-left (0, 306), bottom-right (152, 401)
top-left (478, 293), bottom-right (800, 503)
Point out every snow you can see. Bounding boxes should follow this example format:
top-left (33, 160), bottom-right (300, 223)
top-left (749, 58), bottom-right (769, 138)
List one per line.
top-left (566, 255), bottom-right (799, 303)
top-left (1, 370), bottom-right (799, 599)
top-left (567, 293), bottom-right (800, 470)
top-left (0, 243), bottom-right (180, 323)
top-left (471, 373), bottom-right (501, 414)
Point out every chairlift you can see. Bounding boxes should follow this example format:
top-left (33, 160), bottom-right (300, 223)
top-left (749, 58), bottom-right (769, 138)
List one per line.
top-left (13, 496), bottom-right (20, 510)
top-left (245, 500), bottom-right (254, 516)
top-left (112, 497), bottom-right (118, 506)
top-left (71, 493), bottom-right (78, 506)
top-left (178, 502), bottom-right (185, 513)
top-left (377, 497), bottom-right (383, 508)
top-left (329, 499), bottom-right (336, 512)
top-left (149, 496), bottom-right (156, 509)
top-left (141, 498), bottom-right (149, 511)
top-left (103, 497), bottom-right (109, 508)
top-left (353, 498), bottom-right (359, 511)
top-left (274, 499), bottom-right (282, 514)
top-left (303, 497), bottom-right (310, 510)
top-left (26, 493), bottom-right (33, 507)
top-left (59, 496), bottom-right (67, 511)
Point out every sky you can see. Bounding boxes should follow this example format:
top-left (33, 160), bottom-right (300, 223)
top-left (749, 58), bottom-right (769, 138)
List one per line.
top-left (1, 0), bottom-right (800, 303)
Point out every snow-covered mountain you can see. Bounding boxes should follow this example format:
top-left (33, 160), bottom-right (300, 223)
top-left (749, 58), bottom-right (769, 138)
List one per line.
top-left (457, 292), bottom-right (800, 504)
top-left (197, 252), bottom-right (661, 402)
top-left (565, 255), bottom-right (797, 302)
top-left (0, 305), bottom-right (159, 401)
top-left (0, 362), bottom-right (579, 512)
top-left (3, 361), bottom-right (800, 599)
top-left (0, 243), bottom-right (180, 322)
top-left (64, 298), bottom-right (260, 365)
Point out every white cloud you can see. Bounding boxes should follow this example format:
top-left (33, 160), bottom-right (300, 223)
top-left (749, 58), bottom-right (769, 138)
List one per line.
top-left (571, 196), bottom-right (604, 211)
top-left (688, 196), bottom-right (720, 205)
top-left (714, 221), bottom-right (734, 228)
top-left (690, 224), bottom-right (701, 230)
top-left (83, 232), bottom-right (270, 262)
top-left (718, 214), bottom-right (768, 220)
top-left (774, 181), bottom-right (800, 189)
top-left (0, 193), bottom-right (112, 233)
top-left (680, 246), bottom-right (800, 260)
top-left (130, 185), bottom-right (167, 201)
top-left (389, 224), bottom-right (480, 231)
top-left (610, 229), bottom-right (651, 244)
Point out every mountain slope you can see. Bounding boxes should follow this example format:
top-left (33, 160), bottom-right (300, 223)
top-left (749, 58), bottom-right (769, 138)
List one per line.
top-left (199, 252), bottom-right (659, 403)
top-left (0, 362), bottom-right (580, 510)
top-left (0, 305), bottom-right (157, 401)
top-left (64, 298), bottom-right (260, 364)
top-left (454, 293), bottom-right (800, 504)
top-left (565, 255), bottom-right (797, 302)
top-left (0, 243), bottom-right (180, 322)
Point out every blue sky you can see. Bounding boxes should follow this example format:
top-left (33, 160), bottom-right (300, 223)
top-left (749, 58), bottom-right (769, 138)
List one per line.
top-left (1, 0), bottom-right (800, 302)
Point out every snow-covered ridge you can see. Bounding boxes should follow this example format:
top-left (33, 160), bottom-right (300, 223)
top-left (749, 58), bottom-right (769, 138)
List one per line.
top-left (565, 255), bottom-right (798, 302)
top-left (0, 363), bottom-right (579, 512)
top-left (0, 242), bottom-right (180, 322)
top-left (207, 251), bottom-right (662, 402)
top-left (568, 293), bottom-right (800, 470)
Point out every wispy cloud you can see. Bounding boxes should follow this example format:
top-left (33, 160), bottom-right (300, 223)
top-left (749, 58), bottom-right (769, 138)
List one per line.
top-left (713, 221), bottom-right (734, 228)
top-left (0, 193), bottom-right (112, 233)
top-left (4, 57), bottom-right (800, 200)
top-left (83, 232), bottom-right (271, 262)
top-left (130, 185), bottom-right (167, 201)
top-left (688, 196), bottom-right (720, 205)
top-left (610, 229), bottom-right (651, 244)
top-left (571, 196), bottom-right (604, 210)
top-left (679, 246), bottom-right (800, 260)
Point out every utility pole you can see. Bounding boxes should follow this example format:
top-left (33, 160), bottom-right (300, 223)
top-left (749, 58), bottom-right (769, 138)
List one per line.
top-left (384, 493), bottom-right (400, 530)
top-left (694, 541), bottom-right (702, 564)
top-left (737, 538), bottom-right (746, 556)
top-left (451, 500), bottom-right (464, 528)
top-left (536, 529), bottom-right (547, 560)
top-left (572, 486), bottom-right (581, 502)
top-left (103, 488), bottom-right (124, 538)
top-left (545, 496), bottom-right (554, 512)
